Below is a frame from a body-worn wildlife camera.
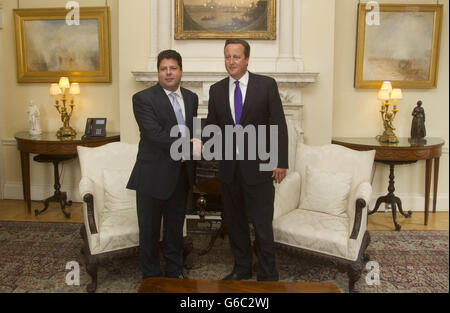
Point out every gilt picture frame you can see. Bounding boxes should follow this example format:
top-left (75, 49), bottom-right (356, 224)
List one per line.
top-left (175, 0), bottom-right (276, 40)
top-left (354, 4), bottom-right (443, 89)
top-left (14, 7), bottom-right (111, 83)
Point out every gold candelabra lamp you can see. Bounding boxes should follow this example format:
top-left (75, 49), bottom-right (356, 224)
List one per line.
top-left (50, 77), bottom-right (80, 137)
top-left (377, 81), bottom-right (402, 144)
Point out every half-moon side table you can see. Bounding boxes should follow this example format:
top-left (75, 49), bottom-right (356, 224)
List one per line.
top-left (332, 137), bottom-right (444, 230)
top-left (15, 132), bottom-right (120, 215)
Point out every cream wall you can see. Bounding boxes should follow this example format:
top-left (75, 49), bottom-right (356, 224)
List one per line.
top-left (300, 0), bottom-right (335, 144)
top-left (0, 0), bottom-right (119, 201)
top-left (118, 0), bottom-right (151, 144)
top-left (119, 0), bottom-right (335, 145)
top-left (0, 1), bottom-right (5, 199)
top-left (334, 0), bottom-right (449, 210)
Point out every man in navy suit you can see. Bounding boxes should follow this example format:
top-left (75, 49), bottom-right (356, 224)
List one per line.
top-left (206, 39), bottom-right (288, 281)
top-left (127, 50), bottom-right (198, 279)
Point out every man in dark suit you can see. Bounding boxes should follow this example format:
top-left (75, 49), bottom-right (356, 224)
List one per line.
top-left (205, 39), bottom-right (288, 281)
top-left (127, 50), bottom-right (198, 279)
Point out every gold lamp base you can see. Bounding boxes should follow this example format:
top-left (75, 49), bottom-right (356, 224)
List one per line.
top-left (378, 130), bottom-right (399, 144)
top-left (57, 126), bottom-right (77, 137)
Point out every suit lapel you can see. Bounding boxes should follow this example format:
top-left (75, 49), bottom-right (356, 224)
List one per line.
top-left (222, 78), bottom-right (235, 125)
top-left (240, 72), bottom-right (254, 125)
top-left (156, 83), bottom-right (180, 128)
top-left (181, 87), bottom-right (193, 133)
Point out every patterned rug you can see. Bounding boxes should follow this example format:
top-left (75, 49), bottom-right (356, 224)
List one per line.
top-left (0, 221), bottom-right (448, 293)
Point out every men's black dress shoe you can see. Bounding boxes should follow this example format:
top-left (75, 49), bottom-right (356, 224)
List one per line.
top-left (221, 271), bottom-right (252, 281)
top-left (166, 273), bottom-right (187, 279)
top-left (142, 273), bottom-right (162, 280)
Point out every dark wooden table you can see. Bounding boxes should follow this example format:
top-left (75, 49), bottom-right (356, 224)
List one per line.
top-left (332, 137), bottom-right (445, 229)
top-left (138, 277), bottom-right (340, 293)
top-left (15, 131), bottom-right (120, 213)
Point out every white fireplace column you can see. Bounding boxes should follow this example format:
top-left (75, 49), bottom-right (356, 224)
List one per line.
top-left (148, 0), bottom-right (172, 70)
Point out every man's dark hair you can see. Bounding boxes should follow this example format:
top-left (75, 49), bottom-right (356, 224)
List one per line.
top-left (224, 39), bottom-right (250, 59)
top-left (157, 50), bottom-right (183, 70)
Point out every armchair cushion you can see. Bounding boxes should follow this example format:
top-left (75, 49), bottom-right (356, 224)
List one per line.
top-left (273, 209), bottom-right (350, 259)
top-left (91, 208), bottom-right (139, 254)
top-left (295, 144), bottom-right (375, 224)
top-left (103, 168), bottom-right (136, 212)
top-left (299, 166), bottom-right (352, 217)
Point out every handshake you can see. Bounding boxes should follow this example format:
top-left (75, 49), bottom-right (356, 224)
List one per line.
top-left (190, 138), bottom-right (203, 159)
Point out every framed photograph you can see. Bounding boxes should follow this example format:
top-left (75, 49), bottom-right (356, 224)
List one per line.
top-left (14, 7), bottom-right (111, 83)
top-left (175, 0), bottom-right (276, 40)
top-left (354, 4), bottom-right (443, 88)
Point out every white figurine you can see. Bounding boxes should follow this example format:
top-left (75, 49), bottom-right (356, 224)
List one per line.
top-left (27, 100), bottom-right (42, 135)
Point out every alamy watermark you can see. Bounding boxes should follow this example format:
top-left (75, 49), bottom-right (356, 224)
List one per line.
top-left (66, 1), bottom-right (80, 26)
top-left (366, 1), bottom-right (380, 26)
top-left (169, 117), bottom-right (279, 171)
top-left (365, 261), bottom-right (380, 286)
top-left (65, 261), bottom-right (80, 286)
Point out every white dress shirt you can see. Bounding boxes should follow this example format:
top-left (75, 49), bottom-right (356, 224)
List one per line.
top-left (163, 86), bottom-right (186, 120)
top-left (228, 71), bottom-right (249, 124)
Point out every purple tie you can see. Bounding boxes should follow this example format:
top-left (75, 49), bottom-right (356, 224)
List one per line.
top-left (234, 80), bottom-right (243, 125)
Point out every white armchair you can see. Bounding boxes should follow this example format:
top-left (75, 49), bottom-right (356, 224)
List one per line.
top-left (77, 142), bottom-right (192, 292)
top-left (273, 143), bottom-right (375, 292)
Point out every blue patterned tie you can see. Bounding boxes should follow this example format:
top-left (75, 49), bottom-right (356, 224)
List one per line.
top-left (169, 92), bottom-right (186, 137)
top-left (234, 80), bottom-right (243, 125)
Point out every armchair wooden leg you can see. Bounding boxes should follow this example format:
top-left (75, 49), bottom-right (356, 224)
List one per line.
top-left (183, 236), bottom-right (194, 270)
top-left (348, 265), bottom-right (362, 293)
top-left (363, 253), bottom-right (370, 262)
top-left (86, 262), bottom-right (98, 293)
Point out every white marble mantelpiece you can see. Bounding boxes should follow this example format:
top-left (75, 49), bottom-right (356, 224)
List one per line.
top-left (131, 71), bottom-right (319, 106)
top-left (132, 71), bottom-right (318, 86)
top-left (131, 70), bottom-right (319, 171)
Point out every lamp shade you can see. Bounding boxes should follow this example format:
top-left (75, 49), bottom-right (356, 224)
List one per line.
top-left (69, 83), bottom-right (80, 95)
top-left (377, 89), bottom-right (390, 101)
top-left (58, 77), bottom-right (70, 89)
top-left (391, 88), bottom-right (403, 100)
top-left (50, 83), bottom-right (62, 95)
top-left (380, 81), bottom-right (393, 93)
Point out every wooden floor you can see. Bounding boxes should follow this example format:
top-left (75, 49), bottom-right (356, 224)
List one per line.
top-left (0, 199), bottom-right (448, 231)
top-left (138, 277), bottom-right (340, 293)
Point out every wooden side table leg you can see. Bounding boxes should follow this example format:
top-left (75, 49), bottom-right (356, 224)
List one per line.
top-left (424, 159), bottom-right (432, 225)
top-left (433, 157), bottom-right (440, 213)
top-left (20, 151), bottom-right (31, 214)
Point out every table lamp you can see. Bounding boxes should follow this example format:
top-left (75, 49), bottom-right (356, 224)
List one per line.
top-left (50, 77), bottom-right (80, 137)
top-left (378, 81), bottom-right (402, 144)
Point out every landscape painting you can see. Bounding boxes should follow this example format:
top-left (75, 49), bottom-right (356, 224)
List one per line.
top-left (14, 7), bottom-right (111, 83)
top-left (24, 19), bottom-right (100, 72)
top-left (354, 4), bottom-right (443, 88)
top-left (175, 0), bottom-right (276, 39)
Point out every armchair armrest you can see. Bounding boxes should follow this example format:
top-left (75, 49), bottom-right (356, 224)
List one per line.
top-left (79, 176), bottom-right (98, 235)
top-left (79, 176), bottom-right (94, 198)
top-left (350, 182), bottom-right (372, 239)
top-left (273, 172), bottom-right (301, 220)
top-left (83, 193), bottom-right (98, 235)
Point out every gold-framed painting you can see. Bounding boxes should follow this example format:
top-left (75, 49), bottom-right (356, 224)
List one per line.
top-left (14, 7), bottom-right (111, 83)
top-left (354, 4), bottom-right (443, 89)
top-left (175, 0), bottom-right (276, 40)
